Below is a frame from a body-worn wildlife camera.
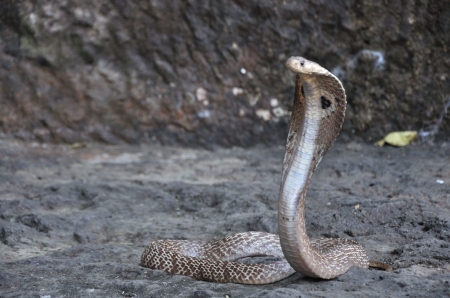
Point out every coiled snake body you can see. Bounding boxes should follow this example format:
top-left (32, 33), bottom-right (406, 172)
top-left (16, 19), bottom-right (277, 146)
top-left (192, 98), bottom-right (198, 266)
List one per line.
top-left (141, 57), bottom-right (391, 284)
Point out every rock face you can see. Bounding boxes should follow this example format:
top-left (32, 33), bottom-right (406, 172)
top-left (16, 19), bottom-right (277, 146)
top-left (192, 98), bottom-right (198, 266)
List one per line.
top-left (0, 1), bottom-right (449, 146)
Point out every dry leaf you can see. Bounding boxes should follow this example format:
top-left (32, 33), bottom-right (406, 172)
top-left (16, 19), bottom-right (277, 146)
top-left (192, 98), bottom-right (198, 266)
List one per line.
top-left (69, 142), bottom-right (87, 149)
top-left (375, 131), bottom-right (417, 147)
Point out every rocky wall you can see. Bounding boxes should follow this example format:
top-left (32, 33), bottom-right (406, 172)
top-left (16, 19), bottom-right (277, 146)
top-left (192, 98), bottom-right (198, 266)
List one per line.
top-left (0, 0), bottom-right (449, 147)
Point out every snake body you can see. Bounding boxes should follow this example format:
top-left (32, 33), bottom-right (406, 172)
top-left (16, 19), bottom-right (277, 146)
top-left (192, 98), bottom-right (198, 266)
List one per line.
top-left (141, 57), bottom-right (390, 284)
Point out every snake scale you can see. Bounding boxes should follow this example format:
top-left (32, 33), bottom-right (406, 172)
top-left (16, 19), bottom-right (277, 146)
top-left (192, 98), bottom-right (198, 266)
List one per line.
top-left (141, 57), bottom-right (391, 284)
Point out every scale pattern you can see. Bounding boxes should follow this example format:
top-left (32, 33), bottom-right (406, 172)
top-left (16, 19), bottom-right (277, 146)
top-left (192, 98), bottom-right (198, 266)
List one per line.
top-left (141, 232), bottom-right (295, 284)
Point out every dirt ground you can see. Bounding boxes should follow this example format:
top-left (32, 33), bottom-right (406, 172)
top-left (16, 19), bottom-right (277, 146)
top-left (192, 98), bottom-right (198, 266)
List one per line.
top-left (0, 139), bottom-right (449, 297)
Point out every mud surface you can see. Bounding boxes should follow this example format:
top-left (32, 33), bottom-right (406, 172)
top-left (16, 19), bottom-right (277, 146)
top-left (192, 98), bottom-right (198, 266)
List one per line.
top-left (0, 140), bottom-right (449, 297)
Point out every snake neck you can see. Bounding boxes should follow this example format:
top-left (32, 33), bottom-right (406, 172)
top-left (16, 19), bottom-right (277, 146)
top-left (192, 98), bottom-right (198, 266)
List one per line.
top-left (278, 73), bottom-right (346, 278)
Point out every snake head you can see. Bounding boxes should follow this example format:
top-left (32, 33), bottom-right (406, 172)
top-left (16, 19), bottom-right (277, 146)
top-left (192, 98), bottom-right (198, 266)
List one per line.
top-left (286, 56), bottom-right (329, 76)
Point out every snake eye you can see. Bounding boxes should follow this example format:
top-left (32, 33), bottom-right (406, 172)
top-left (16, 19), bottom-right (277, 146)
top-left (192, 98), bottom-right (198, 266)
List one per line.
top-left (300, 61), bottom-right (304, 66)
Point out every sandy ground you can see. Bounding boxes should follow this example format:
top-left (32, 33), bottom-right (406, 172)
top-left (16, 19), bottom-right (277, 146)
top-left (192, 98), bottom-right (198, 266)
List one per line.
top-left (0, 140), bottom-right (449, 297)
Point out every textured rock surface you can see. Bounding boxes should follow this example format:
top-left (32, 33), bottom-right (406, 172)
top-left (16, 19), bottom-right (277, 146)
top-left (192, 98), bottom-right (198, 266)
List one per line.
top-left (1, 140), bottom-right (449, 297)
top-left (0, 0), bottom-right (449, 146)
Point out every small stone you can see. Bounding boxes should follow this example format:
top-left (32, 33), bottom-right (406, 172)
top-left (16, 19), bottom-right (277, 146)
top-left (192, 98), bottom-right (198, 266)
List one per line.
top-left (232, 87), bottom-right (244, 96)
top-left (196, 87), bottom-right (207, 102)
top-left (197, 110), bottom-right (210, 118)
top-left (256, 109), bottom-right (271, 121)
top-left (272, 107), bottom-right (287, 117)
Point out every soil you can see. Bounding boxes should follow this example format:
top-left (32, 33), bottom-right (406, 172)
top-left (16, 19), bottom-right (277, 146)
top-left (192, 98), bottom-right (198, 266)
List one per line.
top-left (0, 139), bottom-right (449, 297)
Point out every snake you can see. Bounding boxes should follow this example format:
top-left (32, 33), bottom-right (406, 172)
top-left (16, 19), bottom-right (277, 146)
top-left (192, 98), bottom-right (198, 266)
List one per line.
top-left (141, 56), bottom-right (392, 284)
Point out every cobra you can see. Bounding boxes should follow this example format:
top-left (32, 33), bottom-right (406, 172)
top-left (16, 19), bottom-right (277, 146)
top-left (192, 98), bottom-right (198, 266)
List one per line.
top-left (141, 57), bottom-right (391, 284)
